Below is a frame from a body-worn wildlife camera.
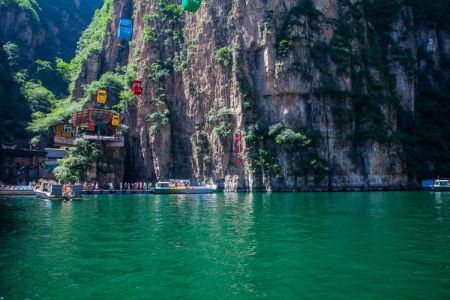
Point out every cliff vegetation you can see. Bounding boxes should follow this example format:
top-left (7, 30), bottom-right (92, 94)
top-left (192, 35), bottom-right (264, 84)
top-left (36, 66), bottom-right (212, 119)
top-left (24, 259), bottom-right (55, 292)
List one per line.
top-left (2, 0), bottom-right (450, 191)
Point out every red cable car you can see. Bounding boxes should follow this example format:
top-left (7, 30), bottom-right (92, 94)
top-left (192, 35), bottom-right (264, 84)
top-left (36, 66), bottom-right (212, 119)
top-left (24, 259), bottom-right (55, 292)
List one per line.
top-left (233, 133), bottom-right (242, 153)
top-left (132, 80), bottom-right (143, 96)
top-left (234, 156), bottom-right (244, 166)
top-left (232, 133), bottom-right (244, 166)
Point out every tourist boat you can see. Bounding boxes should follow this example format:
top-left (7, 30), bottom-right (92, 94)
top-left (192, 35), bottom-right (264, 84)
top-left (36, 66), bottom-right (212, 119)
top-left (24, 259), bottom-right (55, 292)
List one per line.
top-left (430, 179), bottom-right (450, 191)
top-left (34, 181), bottom-right (82, 200)
top-left (152, 180), bottom-right (217, 194)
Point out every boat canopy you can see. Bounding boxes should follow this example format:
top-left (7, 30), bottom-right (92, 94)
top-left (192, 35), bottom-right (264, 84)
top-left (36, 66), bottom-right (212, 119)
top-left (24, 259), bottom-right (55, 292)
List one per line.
top-left (156, 182), bottom-right (171, 188)
top-left (170, 179), bottom-right (190, 187)
top-left (434, 179), bottom-right (449, 186)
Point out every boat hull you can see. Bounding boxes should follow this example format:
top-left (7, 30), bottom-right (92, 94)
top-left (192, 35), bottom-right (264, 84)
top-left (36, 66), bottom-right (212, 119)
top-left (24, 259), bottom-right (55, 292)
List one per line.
top-left (430, 186), bottom-right (450, 191)
top-left (35, 190), bottom-right (61, 200)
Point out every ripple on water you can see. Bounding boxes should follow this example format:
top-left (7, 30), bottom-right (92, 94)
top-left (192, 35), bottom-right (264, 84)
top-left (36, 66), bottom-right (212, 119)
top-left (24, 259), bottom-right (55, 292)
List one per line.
top-left (1, 192), bottom-right (450, 299)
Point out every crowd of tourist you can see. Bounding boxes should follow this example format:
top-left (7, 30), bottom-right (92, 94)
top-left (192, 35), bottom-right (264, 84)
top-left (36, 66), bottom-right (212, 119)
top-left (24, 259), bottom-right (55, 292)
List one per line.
top-left (83, 181), bottom-right (153, 191)
top-left (0, 184), bottom-right (34, 191)
top-left (0, 181), bottom-right (154, 192)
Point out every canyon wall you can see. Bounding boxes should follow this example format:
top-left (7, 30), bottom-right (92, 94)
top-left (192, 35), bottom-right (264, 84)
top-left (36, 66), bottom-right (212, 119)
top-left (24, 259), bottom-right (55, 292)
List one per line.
top-left (73, 0), bottom-right (450, 191)
top-left (0, 0), bottom-right (103, 141)
top-left (0, 0), bottom-right (103, 60)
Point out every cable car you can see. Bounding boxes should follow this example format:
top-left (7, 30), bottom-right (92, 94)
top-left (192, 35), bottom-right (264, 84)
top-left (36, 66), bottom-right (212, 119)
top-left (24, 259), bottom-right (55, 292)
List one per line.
top-left (234, 156), bottom-right (244, 166)
top-left (132, 80), bottom-right (143, 96)
top-left (111, 114), bottom-right (120, 127)
top-left (233, 133), bottom-right (242, 153)
top-left (97, 89), bottom-right (107, 104)
top-left (182, 0), bottom-right (201, 12)
top-left (118, 18), bottom-right (133, 42)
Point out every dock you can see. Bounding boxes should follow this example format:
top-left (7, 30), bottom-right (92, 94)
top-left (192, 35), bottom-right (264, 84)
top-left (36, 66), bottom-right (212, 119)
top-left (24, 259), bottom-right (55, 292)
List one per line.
top-left (0, 186), bottom-right (35, 196)
top-left (83, 189), bottom-right (153, 195)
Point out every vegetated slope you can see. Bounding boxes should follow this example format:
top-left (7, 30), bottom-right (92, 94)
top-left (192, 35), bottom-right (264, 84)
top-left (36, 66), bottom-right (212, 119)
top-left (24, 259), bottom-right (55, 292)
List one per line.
top-left (50, 0), bottom-right (450, 191)
top-left (0, 0), bottom-right (103, 142)
top-left (34, 0), bottom-right (105, 61)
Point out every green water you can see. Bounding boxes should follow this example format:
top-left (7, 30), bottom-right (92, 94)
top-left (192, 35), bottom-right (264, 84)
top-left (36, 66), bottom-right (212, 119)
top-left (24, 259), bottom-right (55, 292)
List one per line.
top-left (1, 192), bottom-right (450, 299)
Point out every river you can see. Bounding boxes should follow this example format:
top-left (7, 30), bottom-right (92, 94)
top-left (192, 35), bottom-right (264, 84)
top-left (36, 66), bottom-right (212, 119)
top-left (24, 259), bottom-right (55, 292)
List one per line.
top-left (1, 192), bottom-right (450, 299)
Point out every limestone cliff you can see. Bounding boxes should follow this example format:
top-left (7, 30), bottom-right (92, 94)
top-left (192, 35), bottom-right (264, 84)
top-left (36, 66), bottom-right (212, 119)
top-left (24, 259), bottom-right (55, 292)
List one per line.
top-left (0, 0), bottom-right (103, 141)
top-left (73, 0), bottom-right (450, 191)
top-left (0, 0), bottom-right (103, 60)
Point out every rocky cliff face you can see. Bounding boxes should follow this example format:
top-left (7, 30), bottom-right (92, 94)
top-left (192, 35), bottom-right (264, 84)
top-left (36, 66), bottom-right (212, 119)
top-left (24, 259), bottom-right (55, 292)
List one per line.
top-left (0, 0), bottom-right (103, 60)
top-left (0, 0), bottom-right (104, 142)
top-left (74, 0), bottom-right (450, 191)
top-left (0, 4), bottom-right (43, 58)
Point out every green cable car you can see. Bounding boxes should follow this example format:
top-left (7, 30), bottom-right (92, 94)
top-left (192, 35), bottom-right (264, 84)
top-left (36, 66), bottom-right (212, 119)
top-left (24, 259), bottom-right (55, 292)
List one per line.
top-left (182, 0), bottom-right (201, 12)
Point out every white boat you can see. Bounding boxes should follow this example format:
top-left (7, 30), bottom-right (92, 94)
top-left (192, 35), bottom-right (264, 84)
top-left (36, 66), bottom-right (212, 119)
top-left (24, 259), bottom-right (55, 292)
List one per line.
top-left (430, 179), bottom-right (450, 191)
top-left (34, 181), bottom-right (82, 200)
top-left (153, 180), bottom-right (217, 194)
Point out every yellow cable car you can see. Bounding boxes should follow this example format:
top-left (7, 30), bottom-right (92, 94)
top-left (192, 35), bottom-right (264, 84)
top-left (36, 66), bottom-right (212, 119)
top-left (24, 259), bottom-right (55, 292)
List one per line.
top-left (111, 114), bottom-right (120, 127)
top-left (97, 89), bottom-right (107, 104)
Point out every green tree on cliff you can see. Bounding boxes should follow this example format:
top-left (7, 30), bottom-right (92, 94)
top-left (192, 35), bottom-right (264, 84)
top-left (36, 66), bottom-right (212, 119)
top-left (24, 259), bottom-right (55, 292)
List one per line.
top-left (53, 139), bottom-right (102, 183)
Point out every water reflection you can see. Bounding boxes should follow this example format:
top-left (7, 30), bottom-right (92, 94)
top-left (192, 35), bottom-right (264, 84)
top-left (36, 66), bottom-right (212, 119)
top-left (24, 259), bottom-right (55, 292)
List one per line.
top-left (432, 192), bottom-right (450, 223)
top-left (2, 192), bottom-right (450, 299)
